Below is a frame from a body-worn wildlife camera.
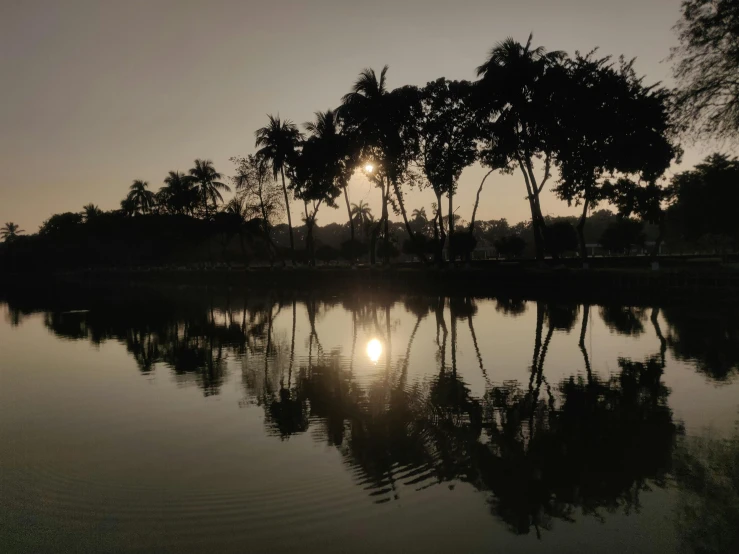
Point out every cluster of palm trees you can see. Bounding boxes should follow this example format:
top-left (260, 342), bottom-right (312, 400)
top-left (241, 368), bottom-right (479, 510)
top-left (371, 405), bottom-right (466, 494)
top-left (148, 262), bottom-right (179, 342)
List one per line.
top-left (120, 159), bottom-right (230, 219)
top-left (4, 35), bottom-right (679, 268)
top-left (246, 34), bottom-right (678, 265)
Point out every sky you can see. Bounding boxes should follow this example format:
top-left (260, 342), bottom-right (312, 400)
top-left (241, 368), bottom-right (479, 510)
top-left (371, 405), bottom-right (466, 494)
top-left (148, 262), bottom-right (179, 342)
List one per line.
top-left (0, 0), bottom-right (713, 233)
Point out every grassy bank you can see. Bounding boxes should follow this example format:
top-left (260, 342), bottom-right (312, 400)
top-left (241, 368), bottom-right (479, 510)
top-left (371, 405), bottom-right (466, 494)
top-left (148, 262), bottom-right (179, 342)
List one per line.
top-left (3, 263), bottom-right (737, 304)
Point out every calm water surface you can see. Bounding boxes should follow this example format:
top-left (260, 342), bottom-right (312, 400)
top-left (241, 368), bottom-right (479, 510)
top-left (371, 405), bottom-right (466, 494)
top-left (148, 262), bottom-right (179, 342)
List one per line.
top-left (1, 286), bottom-right (738, 553)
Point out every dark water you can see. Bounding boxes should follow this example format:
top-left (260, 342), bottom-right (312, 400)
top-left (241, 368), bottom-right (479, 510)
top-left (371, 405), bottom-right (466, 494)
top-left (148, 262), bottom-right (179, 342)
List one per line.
top-left (1, 286), bottom-right (738, 553)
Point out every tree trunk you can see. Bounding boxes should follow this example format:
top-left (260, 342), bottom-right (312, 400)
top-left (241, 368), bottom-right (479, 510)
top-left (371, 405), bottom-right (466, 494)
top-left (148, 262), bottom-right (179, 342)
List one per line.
top-left (370, 218), bottom-right (382, 266)
top-left (435, 191), bottom-right (447, 267)
top-left (381, 178), bottom-right (389, 266)
top-left (650, 214), bottom-right (665, 266)
top-left (518, 158), bottom-right (546, 260)
top-left (448, 190), bottom-right (455, 264)
top-left (390, 177), bottom-right (428, 265)
top-left (576, 200), bottom-right (589, 265)
top-left (343, 185), bottom-right (354, 243)
top-left (280, 167), bottom-right (295, 266)
top-left (470, 169), bottom-right (494, 233)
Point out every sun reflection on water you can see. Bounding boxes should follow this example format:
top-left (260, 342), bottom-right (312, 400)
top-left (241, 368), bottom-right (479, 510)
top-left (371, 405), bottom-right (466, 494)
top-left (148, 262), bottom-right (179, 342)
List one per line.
top-left (366, 338), bottom-right (382, 363)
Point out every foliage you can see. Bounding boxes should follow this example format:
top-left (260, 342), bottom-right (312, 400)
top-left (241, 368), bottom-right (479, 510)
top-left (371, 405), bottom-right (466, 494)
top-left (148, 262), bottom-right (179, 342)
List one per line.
top-left (81, 204), bottom-right (102, 221)
top-left (598, 218), bottom-right (645, 253)
top-left (417, 78), bottom-right (478, 199)
top-left (553, 52), bottom-right (679, 257)
top-left (39, 212), bottom-right (84, 236)
top-left (339, 238), bottom-right (367, 261)
top-left (475, 34), bottom-right (566, 259)
top-left (125, 180), bottom-right (156, 215)
top-left (315, 244), bottom-right (340, 264)
top-left (1, 222), bottom-right (25, 242)
top-left (667, 153), bottom-right (739, 248)
top-left (376, 238), bottom-right (400, 259)
top-left (189, 159), bottom-right (230, 218)
top-left (230, 155), bottom-right (284, 224)
top-left (544, 220), bottom-right (578, 257)
top-left (670, 0), bottom-right (739, 142)
top-left (158, 171), bottom-right (198, 215)
top-left (494, 235), bottom-right (526, 258)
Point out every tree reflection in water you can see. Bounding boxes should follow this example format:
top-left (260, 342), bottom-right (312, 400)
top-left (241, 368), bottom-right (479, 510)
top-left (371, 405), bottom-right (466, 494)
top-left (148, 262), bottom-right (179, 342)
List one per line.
top-left (3, 286), bottom-right (738, 538)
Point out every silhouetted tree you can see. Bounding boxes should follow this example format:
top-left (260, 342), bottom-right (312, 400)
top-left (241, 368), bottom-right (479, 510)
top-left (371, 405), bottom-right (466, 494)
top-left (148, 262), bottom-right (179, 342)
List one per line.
top-left (38, 212), bottom-right (83, 236)
top-left (544, 220), bottom-right (578, 259)
top-left (158, 171), bottom-right (198, 215)
top-left (341, 66), bottom-right (420, 264)
top-left (255, 115), bottom-right (303, 265)
top-left (494, 235), bottom-right (526, 259)
top-left (296, 110), bottom-right (347, 265)
top-left (305, 109), bottom-right (359, 248)
top-left (670, 0), bottom-right (739, 143)
top-left (81, 204), bottom-right (102, 221)
top-left (666, 153), bottom-right (739, 252)
top-left (1, 222), bottom-right (25, 242)
top-left (553, 53), bottom-right (679, 262)
top-left (476, 34), bottom-right (566, 260)
top-left (188, 159), bottom-right (230, 219)
top-left (231, 154), bottom-right (284, 263)
top-left (417, 78), bottom-right (478, 264)
top-left (126, 180), bottom-right (156, 215)
top-left (599, 218), bottom-right (645, 254)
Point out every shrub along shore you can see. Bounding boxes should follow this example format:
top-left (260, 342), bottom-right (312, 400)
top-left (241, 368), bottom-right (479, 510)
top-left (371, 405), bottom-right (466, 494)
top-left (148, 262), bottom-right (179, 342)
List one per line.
top-left (3, 259), bottom-right (737, 304)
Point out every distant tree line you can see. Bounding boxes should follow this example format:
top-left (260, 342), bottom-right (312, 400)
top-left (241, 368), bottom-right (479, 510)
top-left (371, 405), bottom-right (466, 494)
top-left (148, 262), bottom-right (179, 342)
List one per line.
top-left (2, 3), bottom-right (739, 270)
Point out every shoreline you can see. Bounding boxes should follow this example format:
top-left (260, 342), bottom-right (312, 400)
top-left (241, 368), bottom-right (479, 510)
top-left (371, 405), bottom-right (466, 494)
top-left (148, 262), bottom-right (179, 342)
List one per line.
top-left (2, 264), bottom-right (738, 304)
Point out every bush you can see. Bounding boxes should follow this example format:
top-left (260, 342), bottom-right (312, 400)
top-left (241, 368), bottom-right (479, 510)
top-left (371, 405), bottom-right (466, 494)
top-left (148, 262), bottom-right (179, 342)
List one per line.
top-left (494, 235), bottom-right (526, 259)
top-left (450, 232), bottom-right (477, 260)
top-left (599, 219), bottom-right (645, 254)
top-left (339, 239), bottom-right (367, 261)
top-left (545, 221), bottom-right (578, 257)
top-left (315, 245), bottom-right (340, 264)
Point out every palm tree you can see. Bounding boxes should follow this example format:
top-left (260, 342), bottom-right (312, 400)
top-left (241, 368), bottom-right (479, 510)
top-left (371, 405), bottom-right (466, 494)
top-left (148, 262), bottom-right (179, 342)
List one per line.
top-left (126, 180), bottom-right (156, 215)
top-left (305, 109), bottom-right (357, 242)
top-left (255, 115), bottom-right (303, 265)
top-left (1, 222), bottom-right (24, 242)
top-left (476, 34), bottom-right (565, 260)
top-left (81, 204), bottom-right (102, 221)
top-left (120, 197), bottom-right (137, 217)
top-left (350, 201), bottom-right (372, 237)
top-left (188, 159), bottom-right (230, 219)
top-left (412, 207), bottom-right (428, 224)
top-left (160, 171), bottom-right (197, 215)
top-left (341, 67), bottom-right (391, 263)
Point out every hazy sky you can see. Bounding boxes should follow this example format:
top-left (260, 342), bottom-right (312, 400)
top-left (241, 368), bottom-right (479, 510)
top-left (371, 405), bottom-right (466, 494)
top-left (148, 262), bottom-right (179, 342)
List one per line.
top-left (0, 0), bottom-right (710, 232)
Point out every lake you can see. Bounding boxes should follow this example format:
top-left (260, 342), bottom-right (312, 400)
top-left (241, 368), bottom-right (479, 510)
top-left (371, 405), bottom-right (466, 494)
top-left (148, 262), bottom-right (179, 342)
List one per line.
top-left (1, 284), bottom-right (738, 553)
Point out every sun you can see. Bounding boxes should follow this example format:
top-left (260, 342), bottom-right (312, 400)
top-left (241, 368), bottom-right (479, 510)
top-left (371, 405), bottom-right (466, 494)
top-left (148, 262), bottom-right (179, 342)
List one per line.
top-left (366, 338), bottom-right (383, 363)
top-left (364, 163), bottom-right (374, 174)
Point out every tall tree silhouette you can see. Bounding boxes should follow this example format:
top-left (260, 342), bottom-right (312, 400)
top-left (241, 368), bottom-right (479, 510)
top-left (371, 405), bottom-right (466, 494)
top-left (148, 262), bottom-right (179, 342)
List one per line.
top-left (553, 53), bottom-right (678, 262)
top-left (188, 159), bottom-right (230, 219)
top-left (297, 110), bottom-right (348, 264)
top-left (125, 180), bottom-right (156, 215)
top-left (476, 34), bottom-right (566, 260)
top-left (341, 66), bottom-right (420, 264)
top-left (255, 115), bottom-right (302, 265)
top-left (159, 170), bottom-right (197, 215)
top-left (305, 109), bottom-right (358, 245)
top-left (417, 78), bottom-right (478, 263)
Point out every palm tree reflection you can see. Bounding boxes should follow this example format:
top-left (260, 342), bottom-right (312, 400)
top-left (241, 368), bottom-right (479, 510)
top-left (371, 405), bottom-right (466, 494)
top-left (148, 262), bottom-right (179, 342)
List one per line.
top-left (8, 287), bottom-right (735, 537)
